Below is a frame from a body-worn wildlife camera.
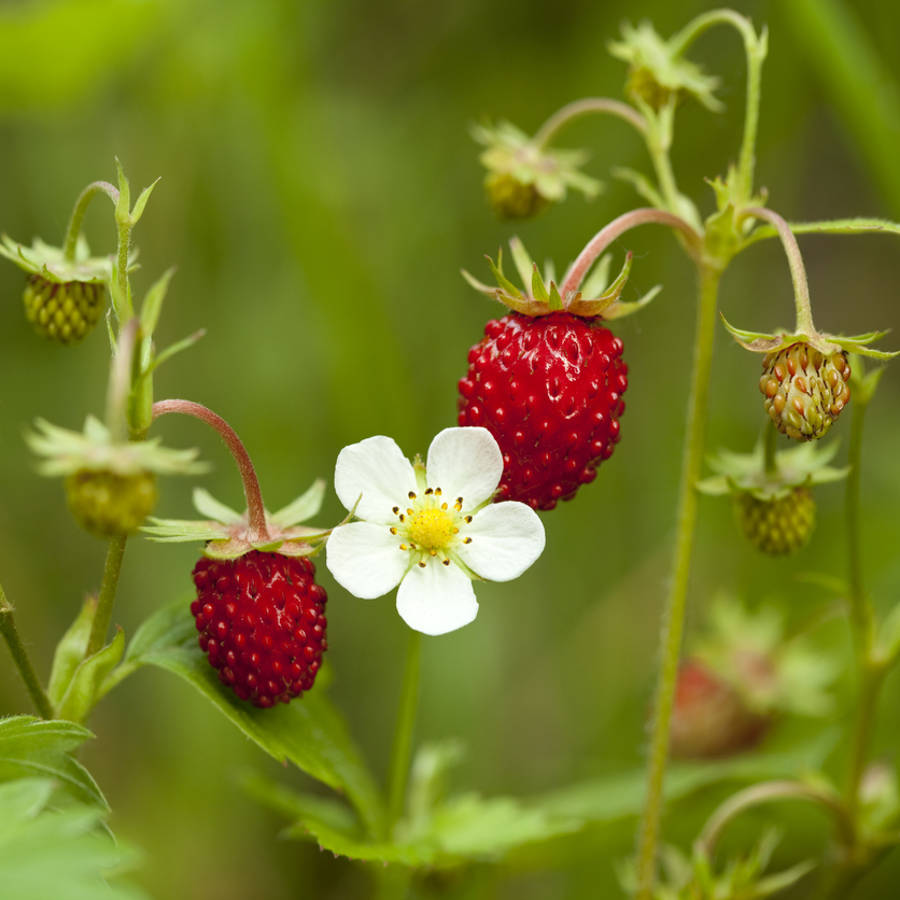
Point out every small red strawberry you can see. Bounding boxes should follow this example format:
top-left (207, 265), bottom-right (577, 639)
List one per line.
top-left (458, 239), bottom-right (653, 510)
top-left (458, 312), bottom-right (627, 510)
top-left (191, 551), bottom-right (327, 708)
top-left (670, 659), bottom-right (769, 760)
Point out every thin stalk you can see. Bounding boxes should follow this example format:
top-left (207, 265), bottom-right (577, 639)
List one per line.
top-left (695, 779), bottom-right (855, 860)
top-left (62, 181), bottom-right (119, 261)
top-left (532, 97), bottom-right (647, 147)
top-left (85, 534), bottom-right (128, 658)
top-left (844, 391), bottom-right (880, 823)
top-left (738, 207), bottom-right (815, 335)
top-left (763, 418), bottom-right (777, 475)
top-left (387, 629), bottom-right (423, 829)
top-left (152, 400), bottom-right (269, 541)
top-left (0, 585), bottom-right (55, 718)
top-left (636, 263), bottom-right (722, 898)
top-left (560, 208), bottom-right (702, 298)
top-left (643, 102), bottom-right (686, 220)
top-left (668, 10), bottom-right (766, 202)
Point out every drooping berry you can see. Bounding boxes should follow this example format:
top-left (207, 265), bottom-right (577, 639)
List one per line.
top-left (457, 312), bottom-right (627, 510)
top-left (23, 275), bottom-right (106, 344)
top-left (483, 172), bottom-right (549, 220)
top-left (734, 487), bottom-right (815, 556)
top-left (191, 551), bottom-right (327, 708)
top-left (759, 343), bottom-right (850, 441)
top-left (670, 659), bottom-right (769, 760)
top-left (65, 469), bottom-right (157, 537)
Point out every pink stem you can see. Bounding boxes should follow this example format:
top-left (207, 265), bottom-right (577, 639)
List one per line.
top-left (560, 208), bottom-right (703, 298)
top-left (152, 400), bottom-right (269, 540)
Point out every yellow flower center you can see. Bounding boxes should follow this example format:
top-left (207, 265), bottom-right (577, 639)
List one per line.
top-left (407, 507), bottom-right (456, 550)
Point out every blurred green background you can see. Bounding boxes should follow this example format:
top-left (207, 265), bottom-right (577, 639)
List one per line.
top-left (1, 0), bottom-right (899, 896)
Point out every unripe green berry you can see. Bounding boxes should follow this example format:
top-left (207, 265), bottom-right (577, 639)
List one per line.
top-left (65, 469), bottom-right (157, 537)
top-left (734, 487), bottom-right (815, 556)
top-left (23, 275), bottom-right (106, 344)
top-left (484, 172), bottom-right (549, 220)
top-left (760, 343), bottom-right (851, 441)
top-left (626, 65), bottom-right (677, 111)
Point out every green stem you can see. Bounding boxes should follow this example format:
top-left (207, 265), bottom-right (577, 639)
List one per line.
top-left (636, 263), bottom-right (722, 898)
top-left (763, 418), bottom-right (777, 475)
top-left (695, 779), bottom-right (855, 860)
top-left (738, 207), bottom-right (815, 336)
top-left (62, 181), bottom-right (119, 261)
top-left (0, 585), bottom-right (55, 719)
top-left (387, 629), bottom-right (423, 830)
top-left (844, 390), bottom-right (880, 824)
top-left (643, 102), bottom-right (690, 224)
top-left (85, 535), bottom-right (128, 658)
top-left (113, 213), bottom-right (134, 322)
top-left (668, 10), bottom-right (766, 203)
top-left (532, 97), bottom-right (647, 147)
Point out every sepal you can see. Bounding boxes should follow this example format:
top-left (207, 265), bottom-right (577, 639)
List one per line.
top-left (0, 234), bottom-right (117, 285)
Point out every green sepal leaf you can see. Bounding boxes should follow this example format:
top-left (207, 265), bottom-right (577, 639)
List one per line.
top-left (120, 600), bottom-right (385, 836)
top-left (141, 329), bottom-right (205, 378)
top-left (192, 488), bottom-right (242, 524)
top-left (530, 264), bottom-right (549, 305)
top-left (0, 717), bottom-right (107, 810)
top-left (48, 597), bottom-right (96, 707)
top-left (579, 253), bottom-right (613, 301)
top-left (486, 250), bottom-right (522, 299)
top-left (0, 778), bottom-right (145, 900)
top-left (130, 178), bottom-right (161, 225)
top-left (55, 630), bottom-right (126, 724)
top-left (140, 519), bottom-right (229, 542)
top-left (270, 479), bottom-right (327, 528)
top-left (611, 167), bottom-right (664, 208)
top-left (547, 280), bottom-right (564, 311)
top-left (508, 236), bottom-right (534, 288)
top-left (138, 268), bottom-right (174, 338)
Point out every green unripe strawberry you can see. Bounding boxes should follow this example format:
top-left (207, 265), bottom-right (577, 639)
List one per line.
top-left (734, 486), bottom-right (815, 556)
top-left (23, 275), bottom-right (106, 344)
top-left (484, 172), bottom-right (549, 220)
top-left (759, 343), bottom-right (851, 441)
top-left (65, 469), bottom-right (157, 537)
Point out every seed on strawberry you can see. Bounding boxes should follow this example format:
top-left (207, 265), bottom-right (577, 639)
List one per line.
top-left (734, 486), bottom-right (815, 556)
top-left (23, 274), bottom-right (106, 344)
top-left (670, 659), bottom-right (769, 760)
top-left (484, 172), bottom-right (549, 220)
top-left (759, 343), bottom-right (850, 441)
top-left (457, 311), bottom-right (627, 510)
top-left (191, 551), bottom-right (327, 708)
top-left (65, 469), bottom-right (157, 537)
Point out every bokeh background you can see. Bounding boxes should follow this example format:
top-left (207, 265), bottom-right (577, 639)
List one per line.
top-left (1, 0), bottom-right (899, 896)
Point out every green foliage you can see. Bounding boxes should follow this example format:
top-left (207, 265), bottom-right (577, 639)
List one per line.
top-left (0, 778), bottom-right (144, 900)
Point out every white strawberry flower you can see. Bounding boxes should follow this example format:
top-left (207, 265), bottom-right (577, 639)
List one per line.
top-left (326, 427), bottom-right (545, 636)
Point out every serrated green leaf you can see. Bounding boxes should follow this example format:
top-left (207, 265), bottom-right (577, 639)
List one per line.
top-left (0, 717), bottom-right (106, 810)
top-left (270, 479), bottom-right (327, 527)
top-left (0, 778), bottom-right (145, 900)
top-left (56, 631), bottom-right (126, 724)
top-left (48, 598), bottom-right (96, 708)
top-left (121, 600), bottom-right (385, 836)
top-left (138, 267), bottom-right (174, 337)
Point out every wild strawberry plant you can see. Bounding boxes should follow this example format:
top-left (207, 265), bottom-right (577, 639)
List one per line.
top-left (1, 9), bottom-right (900, 900)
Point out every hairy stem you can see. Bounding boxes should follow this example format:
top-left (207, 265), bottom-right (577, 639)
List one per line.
top-left (560, 208), bottom-right (702, 298)
top-left (532, 97), bottom-right (647, 147)
top-left (62, 181), bottom-right (119, 261)
top-left (85, 535), bottom-right (128, 658)
top-left (738, 207), bottom-right (815, 335)
top-left (636, 263), bottom-right (722, 898)
top-left (668, 9), bottom-right (765, 202)
top-left (387, 629), bottom-right (422, 830)
top-left (152, 400), bottom-right (269, 541)
top-left (0, 585), bottom-right (55, 718)
top-left (695, 779), bottom-right (855, 860)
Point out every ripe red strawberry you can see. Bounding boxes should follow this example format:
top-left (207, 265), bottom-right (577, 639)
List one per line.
top-left (670, 659), bottom-right (769, 760)
top-left (457, 311), bottom-right (627, 510)
top-left (191, 551), bottom-right (327, 708)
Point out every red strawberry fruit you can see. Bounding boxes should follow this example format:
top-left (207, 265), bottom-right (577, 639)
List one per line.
top-left (458, 239), bottom-right (651, 510)
top-left (191, 551), bottom-right (327, 708)
top-left (458, 311), bottom-right (627, 510)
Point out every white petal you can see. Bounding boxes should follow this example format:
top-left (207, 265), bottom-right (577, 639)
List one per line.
top-left (455, 501), bottom-right (545, 582)
top-left (326, 521), bottom-right (409, 599)
top-left (395, 561), bottom-right (478, 636)
top-left (425, 426), bottom-right (503, 509)
top-left (334, 435), bottom-right (416, 524)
